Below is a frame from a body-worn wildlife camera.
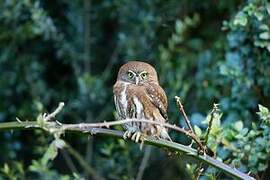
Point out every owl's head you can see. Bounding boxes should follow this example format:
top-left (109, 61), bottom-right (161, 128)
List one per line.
top-left (117, 61), bottom-right (159, 85)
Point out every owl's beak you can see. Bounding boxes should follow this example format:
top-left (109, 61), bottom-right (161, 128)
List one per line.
top-left (135, 76), bottom-right (139, 85)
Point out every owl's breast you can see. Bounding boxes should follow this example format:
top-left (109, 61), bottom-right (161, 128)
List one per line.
top-left (114, 82), bottom-right (150, 119)
top-left (127, 85), bottom-right (158, 120)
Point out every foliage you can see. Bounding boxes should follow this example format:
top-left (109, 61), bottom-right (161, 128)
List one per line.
top-left (0, 0), bottom-right (269, 179)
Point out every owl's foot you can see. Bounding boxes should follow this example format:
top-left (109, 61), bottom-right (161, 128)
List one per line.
top-left (123, 131), bottom-right (142, 143)
top-left (123, 131), bottom-right (145, 150)
top-left (139, 137), bottom-right (145, 150)
top-left (131, 131), bottom-right (141, 143)
top-left (123, 130), bottom-right (133, 139)
top-left (131, 132), bottom-right (146, 150)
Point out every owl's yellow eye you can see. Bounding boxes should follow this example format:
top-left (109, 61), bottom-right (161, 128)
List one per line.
top-left (127, 72), bottom-right (134, 79)
top-left (141, 72), bottom-right (148, 80)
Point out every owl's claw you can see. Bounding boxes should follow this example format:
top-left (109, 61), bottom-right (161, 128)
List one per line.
top-left (123, 130), bottom-right (133, 139)
top-left (123, 131), bottom-right (145, 150)
top-left (131, 132), bottom-right (145, 150)
top-left (131, 132), bottom-right (141, 143)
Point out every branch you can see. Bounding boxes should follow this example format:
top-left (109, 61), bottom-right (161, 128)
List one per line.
top-left (204, 103), bottom-right (220, 144)
top-left (64, 142), bottom-right (104, 180)
top-left (175, 96), bottom-right (195, 133)
top-left (0, 120), bottom-right (254, 180)
top-left (62, 118), bottom-right (206, 152)
top-left (0, 103), bottom-right (255, 180)
top-left (136, 146), bottom-right (152, 180)
top-left (175, 96), bottom-right (206, 153)
top-left (43, 102), bottom-right (65, 122)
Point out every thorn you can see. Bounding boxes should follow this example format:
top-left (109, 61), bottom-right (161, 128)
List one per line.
top-left (199, 168), bottom-right (204, 172)
top-left (103, 121), bottom-right (110, 128)
top-left (140, 140), bottom-right (144, 150)
top-left (90, 128), bottom-right (97, 135)
top-left (56, 120), bottom-right (62, 125)
top-left (186, 151), bottom-right (194, 156)
top-left (188, 141), bottom-right (194, 148)
top-left (16, 117), bottom-right (22, 123)
top-left (213, 103), bottom-right (219, 108)
top-left (43, 113), bottom-right (47, 119)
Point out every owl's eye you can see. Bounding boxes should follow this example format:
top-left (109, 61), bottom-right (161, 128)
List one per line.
top-left (141, 72), bottom-right (148, 80)
top-left (127, 72), bottom-right (134, 79)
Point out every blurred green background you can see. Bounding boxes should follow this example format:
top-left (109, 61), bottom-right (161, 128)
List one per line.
top-left (0, 0), bottom-right (269, 179)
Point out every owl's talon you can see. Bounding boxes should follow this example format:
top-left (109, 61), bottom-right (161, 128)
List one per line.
top-left (127, 131), bottom-right (132, 138)
top-left (123, 131), bottom-right (127, 139)
top-left (123, 131), bottom-right (132, 140)
top-left (131, 132), bottom-right (140, 142)
top-left (135, 132), bottom-right (141, 143)
top-left (131, 132), bottom-right (141, 143)
top-left (139, 137), bottom-right (145, 150)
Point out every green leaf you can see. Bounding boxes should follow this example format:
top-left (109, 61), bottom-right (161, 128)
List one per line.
top-left (41, 139), bottom-right (63, 166)
top-left (266, 3), bottom-right (270, 15)
top-left (54, 139), bottom-right (66, 149)
top-left (194, 125), bottom-right (202, 137)
top-left (258, 104), bottom-right (269, 114)
top-left (233, 12), bottom-right (248, 26)
top-left (175, 19), bottom-right (183, 34)
top-left (259, 32), bottom-right (270, 40)
top-left (234, 121), bottom-right (243, 131)
top-left (257, 104), bottom-right (270, 126)
top-left (258, 163), bottom-right (268, 171)
top-left (254, 11), bottom-right (263, 21)
top-left (3, 163), bottom-right (10, 174)
top-left (259, 24), bottom-right (269, 31)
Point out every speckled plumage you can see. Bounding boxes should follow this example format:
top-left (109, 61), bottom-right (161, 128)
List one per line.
top-left (113, 61), bottom-right (170, 140)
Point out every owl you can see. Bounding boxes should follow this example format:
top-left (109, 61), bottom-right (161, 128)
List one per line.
top-left (113, 61), bottom-right (171, 143)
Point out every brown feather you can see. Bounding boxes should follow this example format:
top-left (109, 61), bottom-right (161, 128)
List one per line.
top-left (113, 61), bottom-right (170, 140)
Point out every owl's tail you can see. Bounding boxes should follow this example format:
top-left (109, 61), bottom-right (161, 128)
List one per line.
top-left (160, 128), bottom-right (172, 141)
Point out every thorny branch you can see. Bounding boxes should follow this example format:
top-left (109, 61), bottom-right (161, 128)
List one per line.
top-left (174, 96), bottom-right (206, 154)
top-left (43, 102), bottom-right (65, 122)
top-left (204, 103), bottom-right (220, 145)
top-left (175, 96), bottom-right (195, 133)
top-left (62, 118), bottom-right (206, 153)
top-left (0, 102), bottom-right (256, 180)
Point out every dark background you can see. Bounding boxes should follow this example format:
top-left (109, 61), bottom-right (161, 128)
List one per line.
top-left (0, 0), bottom-right (269, 179)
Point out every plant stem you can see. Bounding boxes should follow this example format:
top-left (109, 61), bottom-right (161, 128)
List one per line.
top-left (65, 142), bottom-right (104, 180)
top-left (0, 121), bottom-right (254, 180)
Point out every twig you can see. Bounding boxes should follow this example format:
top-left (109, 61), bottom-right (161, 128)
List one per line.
top-left (174, 96), bottom-right (206, 153)
top-left (60, 149), bottom-right (79, 175)
top-left (0, 103), bottom-right (255, 180)
top-left (43, 102), bottom-right (65, 122)
top-left (84, 103), bottom-right (111, 176)
top-left (204, 103), bottom-right (219, 144)
top-left (62, 118), bottom-right (204, 149)
top-left (194, 162), bottom-right (204, 180)
top-left (63, 119), bottom-right (188, 134)
top-left (175, 96), bottom-right (194, 134)
top-left (136, 146), bottom-right (152, 180)
top-left (0, 121), bottom-right (255, 180)
top-left (83, 0), bottom-right (91, 73)
top-left (65, 142), bottom-right (105, 180)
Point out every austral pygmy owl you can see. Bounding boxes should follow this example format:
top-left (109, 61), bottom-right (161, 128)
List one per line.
top-left (113, 61), bottom-right (171, 143)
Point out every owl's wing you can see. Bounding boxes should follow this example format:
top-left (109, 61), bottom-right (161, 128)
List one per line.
top-left (113, 82), bottom-right (126, 119)
top-left (145, 83), bottom-right (168, 121)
